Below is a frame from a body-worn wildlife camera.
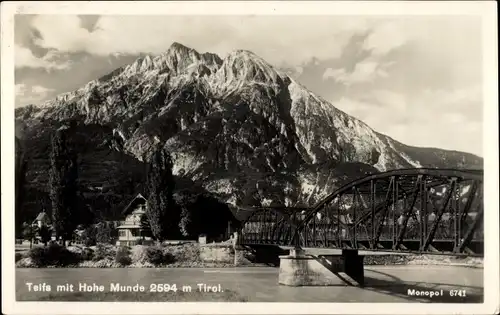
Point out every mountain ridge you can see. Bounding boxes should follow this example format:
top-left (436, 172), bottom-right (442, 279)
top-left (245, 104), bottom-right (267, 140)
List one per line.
top-left (15, 42), bottom-right (482, 222)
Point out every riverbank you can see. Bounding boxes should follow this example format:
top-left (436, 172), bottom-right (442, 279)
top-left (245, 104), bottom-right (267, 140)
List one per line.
top-left (15, 243), bottom-right (483, 269)
top-left (16, 243), bottom-right (247, 268)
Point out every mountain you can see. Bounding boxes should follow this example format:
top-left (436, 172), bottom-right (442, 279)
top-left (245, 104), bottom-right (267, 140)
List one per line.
top-left (15, 42), bottom-right (483, 221)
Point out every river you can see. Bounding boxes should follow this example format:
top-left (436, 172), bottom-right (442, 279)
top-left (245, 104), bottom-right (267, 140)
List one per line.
top-left (16, 265), bottom-right (483, 302)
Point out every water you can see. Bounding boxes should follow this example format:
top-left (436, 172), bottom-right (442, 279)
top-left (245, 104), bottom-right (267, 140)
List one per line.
top-left (16, 265), bottom-right (483, 302)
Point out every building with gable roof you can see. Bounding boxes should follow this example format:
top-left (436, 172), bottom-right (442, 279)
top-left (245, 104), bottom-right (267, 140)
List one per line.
top-left (32, 210), bottom-right (51, 229)
top-left (116, 193), bottom-right (153, 246)
top-left (30, 210), bottom-right (58, 243)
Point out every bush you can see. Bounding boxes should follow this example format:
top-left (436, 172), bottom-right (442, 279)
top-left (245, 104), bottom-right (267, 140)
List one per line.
top-left (145, 246), bottom-right (164, 265)
top-left (28, 247), bottom-right (46, 265)
top-left (115, 246), bottom-right (131, 266)
top-left (165, 243), bottom-right (200, 263)
top-left (93, 243), bottom-right (116, 261)
top-left (131, 245), bottom-right (176, 266)
top-left (84, 238), bottom-right (96, 247)
top-left (15, 252), bottom-right (24, 262)
top-left (162, 251), bottom-right (176, 265)
top-left (95, 222), bottom-right (118, 244)
top-left (81, 226), bottom-right (97, 247)
top-left (80, 247), bottom-right (94, 261)
top-left (38, 225), bottom-right (53, 245)
top-left (27, 243), bottom-right (81, 267)
top-left (46, 243), bottom-right (82, 266)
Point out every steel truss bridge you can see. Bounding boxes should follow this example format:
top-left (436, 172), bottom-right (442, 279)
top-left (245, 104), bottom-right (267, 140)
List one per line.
top-left (240, 168), bottom-right (484, 256)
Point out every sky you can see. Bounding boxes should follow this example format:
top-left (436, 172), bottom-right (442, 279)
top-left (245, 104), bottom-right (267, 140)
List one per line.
top-left (14, 15), bottom-right (483, 156)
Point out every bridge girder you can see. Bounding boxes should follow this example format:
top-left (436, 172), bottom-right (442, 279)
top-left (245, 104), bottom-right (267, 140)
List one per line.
top-left (240, 168), bottom-right (484, 255)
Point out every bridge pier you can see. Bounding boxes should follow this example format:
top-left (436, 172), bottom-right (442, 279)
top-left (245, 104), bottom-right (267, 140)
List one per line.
top-left (278, 248), bottom-right (365, 287)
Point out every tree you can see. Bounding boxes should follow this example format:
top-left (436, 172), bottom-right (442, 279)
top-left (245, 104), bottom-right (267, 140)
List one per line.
top-left (176, 189), bottom-right (240, 240)
top-left (145, 145), bottom-right (178, 241)
top-left (178, 206), bottom-right (193, 238)
top-left (15, 137), bottom-right (27, 239)
top-left (80, 225), bottom-right (98, 246)
top-left (139, 215), bottom-right (153, 240)
top-left (21, 223), bottom-right (38, 249)
top-left (39, 225), bottom-right (53, 246)
top-left (177, 190), bottom-right (200, 238)
top-left (95, 221), bottom-right (117, 244)
top-left (49, 128), bottom-right (79, 246)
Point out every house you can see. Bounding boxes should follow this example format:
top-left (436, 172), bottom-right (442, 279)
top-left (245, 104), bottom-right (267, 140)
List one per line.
top-left (116, 193), bottom-right (153, 246)
top-left (30, 211), bottom-right (57, 243)
top-left (72, 228), bottom-right (86, 245)
top-left (32, 211), bottom-right (51, 229)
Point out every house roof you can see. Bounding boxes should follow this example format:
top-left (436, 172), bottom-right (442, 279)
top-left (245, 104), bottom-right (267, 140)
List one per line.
top-left (121, 193), bottom-right (147, 215)
top-left (33, 212), bottom-right (50, 223)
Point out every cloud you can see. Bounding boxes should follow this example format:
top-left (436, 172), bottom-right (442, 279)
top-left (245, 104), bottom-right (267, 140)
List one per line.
top-left (421, 86), bottom-right (482, 112)
top-left (329, 85), bottom-right (483, 156)
top-left (363, 20), bottom-right (410, 55)
top-left (443, 112), bottom-right (467, 124)
top-left (25, 15), bottom-right (481, 78)
top-left (370, 89), bottom-right (408, 112)
top-left (16, 83), bottom-right (54, 98)
top-left (333, 97), bottom-right (376, 121)
top-left (322, 68), bottom-right (344, 80)
top-left (28, 15), bottom-right (374, 67)
top-left (333, 95), bottom-right (407, 127)
top-left (31, 15), bottom-right (93, 54)
top-left (323, 59), bottom-right (393, 85)
top-left (16, 83), bottom-right (55, 107)
top-left (31, 85), bottom-right (54, 94)
top-left (15, 44), bottom-right (72, 70)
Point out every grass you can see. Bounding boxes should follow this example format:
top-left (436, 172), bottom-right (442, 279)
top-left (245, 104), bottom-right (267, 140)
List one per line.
top-left (18, 289), bottom-right (248, 302)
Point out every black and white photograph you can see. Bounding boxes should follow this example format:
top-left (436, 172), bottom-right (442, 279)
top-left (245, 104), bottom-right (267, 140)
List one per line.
top-left (2, 1), bottom-right (498, 314)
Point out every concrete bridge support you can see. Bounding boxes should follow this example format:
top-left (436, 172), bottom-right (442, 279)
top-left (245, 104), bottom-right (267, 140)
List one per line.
top-left (278, 248), bottom-right (365, 286)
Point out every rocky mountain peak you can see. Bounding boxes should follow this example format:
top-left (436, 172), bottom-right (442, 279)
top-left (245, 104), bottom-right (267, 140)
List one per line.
top-left (116, 43), bottom-right (222, 79)
top-left (169, 41), bottom-right (195, 54)
top-left (208, 49), bottom-right (286, 97)
top-left (224, 49), bottom-right (281, 81)
top-left (150, 42), bottom-right (221, 76)
top-left (15, 43), bottom-right (483, 217)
